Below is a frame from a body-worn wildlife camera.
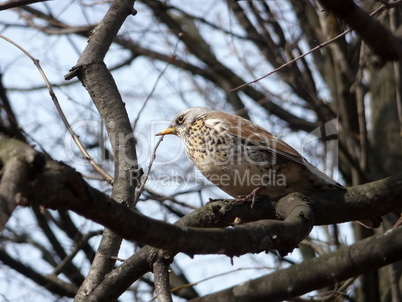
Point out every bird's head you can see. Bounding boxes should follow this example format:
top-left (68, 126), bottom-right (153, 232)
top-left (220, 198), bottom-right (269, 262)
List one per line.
top-left (156, 107), bottom-right (216, 138)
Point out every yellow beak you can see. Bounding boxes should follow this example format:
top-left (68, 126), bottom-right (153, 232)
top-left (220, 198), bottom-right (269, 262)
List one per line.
top-left (156, 126), bottom-right (176, 136)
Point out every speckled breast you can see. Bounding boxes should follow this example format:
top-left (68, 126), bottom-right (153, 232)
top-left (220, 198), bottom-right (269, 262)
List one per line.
top-left (184, 118), bottom-right (239, 168)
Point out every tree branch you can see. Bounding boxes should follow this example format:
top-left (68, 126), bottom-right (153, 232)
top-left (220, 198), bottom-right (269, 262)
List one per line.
top-left (153, 252), bottom-right (174, 302)
top-left (64, 0), bottom-right (139, 299)
top-left (0, 0), bottom-right (49, 11)
top-left (318, 0), bottom-right (402, 63)
top-left (0, 139), bottom-right (45, 229)
top-left (28, 158), bottom-right (315, 256)
top-left (189, 226), bottom-right (402, 302)
top-left (27, 158), bottom-right (397, 301)
top-left (0, 248), bottom-right (77, 297)
top-left (67, 175), bottom-right (402, 301)
top-left (1, 138), bottom-right (401, 299)
top-left (19, 145), bottom-right (401, 255)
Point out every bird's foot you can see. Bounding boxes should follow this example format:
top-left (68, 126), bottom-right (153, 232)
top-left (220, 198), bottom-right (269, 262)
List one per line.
top-left (235, 186), bottom-right (266, 208)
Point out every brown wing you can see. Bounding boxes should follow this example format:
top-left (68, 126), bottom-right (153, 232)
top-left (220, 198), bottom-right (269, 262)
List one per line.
top-left (208, 112), bottom-right (344, 189)
top-left (208, 111), bottom-right (306, 166)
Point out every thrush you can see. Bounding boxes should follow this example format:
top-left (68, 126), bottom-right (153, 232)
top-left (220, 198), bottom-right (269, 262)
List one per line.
top-left (157, 107), bottom-right (380, 227)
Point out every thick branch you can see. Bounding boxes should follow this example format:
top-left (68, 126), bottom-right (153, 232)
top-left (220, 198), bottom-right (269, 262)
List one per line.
top-left (318, 0), bottom-right (402, 62)
top-left (24, 155), bottom-right (401, 256)
top-left (0, 74), bottom-right (27, 141)
top-left (65, 0), bottom-right (138, 299)
top-left (0, 139), bottom-right (45, 229)
top-left (14, 150), bottom-right (397, 300)
top-left (29, 159), bottom-right (314, 256)
top-left (189, 226), bottom-right (402, 302)
top-left (70, 178), bottom-right (402, 301)
top-left (1, 139), bottom-right (400, 299)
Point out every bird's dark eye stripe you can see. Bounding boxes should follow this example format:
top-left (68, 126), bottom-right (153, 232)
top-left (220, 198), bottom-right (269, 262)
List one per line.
top-left (176, 115), bottom-right (185, 124)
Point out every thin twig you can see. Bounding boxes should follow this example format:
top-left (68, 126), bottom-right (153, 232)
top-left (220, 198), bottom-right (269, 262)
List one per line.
top-left (133, 136), bottom-right (164, 204)
top-left (231, 3), bottom-right (389, 91)
top-left (231, 27), bottom-right (353, 92)
top-left (132, 38), bottom-right (180, 131)
top-left (170, 266), bottom-right (274, 294)
top-left (132, 38), bottom-right (182, 203)
top-left (143, 187), bottom-right (198, 209)
top-left (0, 34), bottom-right (114, 184)
top-left (52, 230), bottom-right (102, 276)
top-left (290, 276), bottom-right (357, 301)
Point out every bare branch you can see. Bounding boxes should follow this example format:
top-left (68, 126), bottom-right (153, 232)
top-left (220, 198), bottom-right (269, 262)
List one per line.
top-left (0, 34), bottom-right (113, 183)
top-left (51, 230), bottom-right (102, 277)
top-left (132, 46), bottom-right (178, 131)
top-left (134, 136), bottom-right (164, 205)
top-left (0, 139), bottom-right (45, 229)
top-left (0, 248), bottom-right (78, 297)
top-left (29, 158), bottom-right (315, 256)
top-left (65, 0), bottom-right (138, 299)
top-left (16, 143), bottom-right (400, 254)
top-left (73, 171), bottom-right (402, 301)
top-left (231, 27), bottom-right (352, 92)
top-left (232, 2), bottom-right (402, 91)
top-left (0, 0), bottom-right (49, 11)
top-left (318, 0), bottom-right (402, 63)
top-left (153, 253), bottom-right (174, 302)
top-left (189, 226), bottom-right (402, 302)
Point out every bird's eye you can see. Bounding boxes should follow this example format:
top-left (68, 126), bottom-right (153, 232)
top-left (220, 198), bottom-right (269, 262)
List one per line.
top-left (176, 115), bottom-right (185, 125)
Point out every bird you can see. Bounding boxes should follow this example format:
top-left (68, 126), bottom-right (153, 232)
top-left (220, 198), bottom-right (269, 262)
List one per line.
top-left (156, 107), bottom-right (379, 227)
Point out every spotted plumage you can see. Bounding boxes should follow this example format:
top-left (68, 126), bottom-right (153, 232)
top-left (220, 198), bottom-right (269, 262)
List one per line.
top-left (156, 107), bottom-right (384, 228)
top-left (157, 107), bottom-right (344, 199)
